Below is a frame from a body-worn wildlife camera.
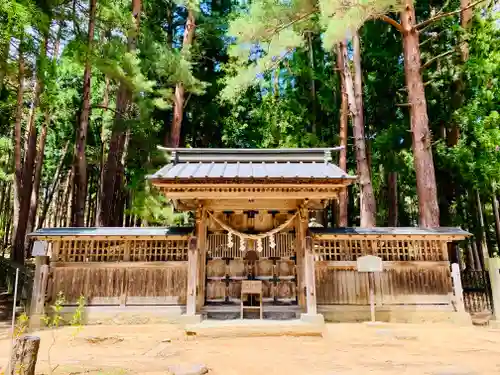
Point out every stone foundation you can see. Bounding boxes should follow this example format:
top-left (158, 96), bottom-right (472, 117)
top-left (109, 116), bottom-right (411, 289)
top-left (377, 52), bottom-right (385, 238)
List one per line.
top-left (40, 304), bottom-right (473, 326)
top-left (318, 305), bottom-right (472, 325)
top-left (58, 305), bottom-right (186, 325)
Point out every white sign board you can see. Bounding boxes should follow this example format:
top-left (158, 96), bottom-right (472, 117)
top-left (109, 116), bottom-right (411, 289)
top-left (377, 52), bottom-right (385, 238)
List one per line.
top-left (356, 255), bottom-right (383, 273)
top-left (32, 241), bottom-right (48, 256)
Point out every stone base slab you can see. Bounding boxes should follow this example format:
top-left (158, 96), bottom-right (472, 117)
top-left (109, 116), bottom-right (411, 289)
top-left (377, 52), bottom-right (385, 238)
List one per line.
top-left (318, 305), bottom-right (472, 326)
top-left (56, 305), bottom-right (185, 325)
top-left (185, 319), bottom-right (324, 338)
top-left (300, 313), bottom-right (325, 325)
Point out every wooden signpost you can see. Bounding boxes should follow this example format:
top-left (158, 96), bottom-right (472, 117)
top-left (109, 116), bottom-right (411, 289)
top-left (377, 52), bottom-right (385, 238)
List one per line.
top-left (356, 255), bottom-right (383, 322)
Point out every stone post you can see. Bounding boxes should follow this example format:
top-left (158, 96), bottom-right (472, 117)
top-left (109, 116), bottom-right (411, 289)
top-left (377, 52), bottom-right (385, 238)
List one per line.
top-left (29, 241), bottom-right (49, 329)
top-left (487, 257), bottom-right (500, 321)
top-left (450, 263), bottom-right (465, 312)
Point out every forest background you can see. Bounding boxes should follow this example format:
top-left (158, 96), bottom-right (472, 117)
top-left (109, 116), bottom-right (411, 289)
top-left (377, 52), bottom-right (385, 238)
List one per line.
top-left (0, 0), bottom-right (498, 267)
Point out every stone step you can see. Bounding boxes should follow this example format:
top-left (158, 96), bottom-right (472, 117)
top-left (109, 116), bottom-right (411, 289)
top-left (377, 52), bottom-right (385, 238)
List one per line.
top-left (185, 318), bottom-right (324, 338)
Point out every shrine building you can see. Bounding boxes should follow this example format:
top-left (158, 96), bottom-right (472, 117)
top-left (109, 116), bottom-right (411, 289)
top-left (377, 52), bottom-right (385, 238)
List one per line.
top-left (28, 148), bottom-right (471, 324)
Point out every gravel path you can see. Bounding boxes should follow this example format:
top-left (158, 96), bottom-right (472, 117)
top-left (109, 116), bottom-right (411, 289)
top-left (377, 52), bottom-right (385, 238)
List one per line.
top-left (1, 322), bottom-right (499, 374)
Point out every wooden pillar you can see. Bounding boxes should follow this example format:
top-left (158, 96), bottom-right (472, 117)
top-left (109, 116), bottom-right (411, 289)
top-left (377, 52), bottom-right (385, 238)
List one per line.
top-left (304, 241), bottom-right (317, 315)
top-left (186, 238), bottom-right (198, 317)
top-left (196, 206), bottom-right (207, 311)
top-left (295, 206), bottom-right (307, 310)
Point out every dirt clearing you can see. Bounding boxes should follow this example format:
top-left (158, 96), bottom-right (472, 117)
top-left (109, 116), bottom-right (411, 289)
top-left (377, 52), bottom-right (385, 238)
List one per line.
top-left (1, 322), bottom-right (500, 374)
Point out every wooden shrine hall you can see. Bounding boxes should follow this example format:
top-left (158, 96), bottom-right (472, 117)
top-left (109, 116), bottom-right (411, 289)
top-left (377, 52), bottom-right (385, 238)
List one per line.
top-left (28, 148), bottom-right (471, 325)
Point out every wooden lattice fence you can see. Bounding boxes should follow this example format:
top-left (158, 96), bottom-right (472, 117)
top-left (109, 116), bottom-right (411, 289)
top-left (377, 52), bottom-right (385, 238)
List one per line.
top-left (460, 269), bottom-right (493, 313)
top-left (314, 238), bottom-right (453, 306)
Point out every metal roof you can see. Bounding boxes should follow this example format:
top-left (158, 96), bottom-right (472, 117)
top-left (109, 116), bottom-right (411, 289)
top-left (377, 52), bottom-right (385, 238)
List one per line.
top-left (148, 147), bottom-right (355, 181)
top-left (149, 161), bottom-right (354, 180)
top-left (309, 227), bottom-right (471, 237)
top-left (28, 226), bottom-right (194, 238)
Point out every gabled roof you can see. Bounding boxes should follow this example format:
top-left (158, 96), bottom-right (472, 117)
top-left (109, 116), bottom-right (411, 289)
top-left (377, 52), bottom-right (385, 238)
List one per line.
top-left (148, 147), bottom-right (356, 181)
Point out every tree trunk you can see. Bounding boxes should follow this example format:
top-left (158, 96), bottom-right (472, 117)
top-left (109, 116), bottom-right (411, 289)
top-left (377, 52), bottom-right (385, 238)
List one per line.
top-left (0, 182), bottom-right (11, 248)
top-left (387, 171), bottom-right (398, 226)
top-left (9, 335), bottom-right (40, 375)
top-left (492, 191), bottom-right (500, 253)
top-left (307, 31), bottom-right (316, 134)
top-left (475, 190), bottom-right (489, 268)
top-left (168, 8), bottom-right (196, 147)
top-left (12, 38), bottom-right (26, 264)
top-left (98, 0), bottom-right (141, 227)
top-left (0, 37), bottom-right (9, 92)
top-left (37, 141), bottom-right (69, 229)
top-left (17, 70), bottom-right (43, 252)
top-left (28, 23), bottom-right (64, 232)
top-left (65, 170), bottom-right (73, 227)
top-left (400, 0), bottom-right (440, 228)
top-left (166, 1), bottom-right (174, 47)
top-left (351, 32), bottom-right (376, 227)
top-left (336, 42), bottom-right (349, 227)
top-left (95, 76), bottom-right (110, 224)
top-left (460, 0), bottom-right (473, 62)
top-left (72, 0), bottom-right (97, 227)
top-left (27, 112), bottom-right (49, 235)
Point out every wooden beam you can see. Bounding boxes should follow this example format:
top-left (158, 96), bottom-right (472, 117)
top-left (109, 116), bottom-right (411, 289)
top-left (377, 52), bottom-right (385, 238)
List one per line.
top-left (161, 191), bottom-right (340, 200)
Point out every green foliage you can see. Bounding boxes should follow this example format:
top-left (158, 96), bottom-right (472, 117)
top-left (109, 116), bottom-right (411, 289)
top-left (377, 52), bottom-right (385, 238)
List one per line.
top-left (14, 312), bottom-right (29, 338)
top-left (0, 136), bottom-right (11, 182)
top-left (221, 0), bottom-right (402, 101)
top-left (437, 13), bottom-right (500, 192)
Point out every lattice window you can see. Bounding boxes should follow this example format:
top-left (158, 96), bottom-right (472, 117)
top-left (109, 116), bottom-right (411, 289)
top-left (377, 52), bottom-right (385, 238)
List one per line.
top-left (54, 239), bottom-right (188, 262)
top-left (207, 233), bottom-right (243, 258)
top-left (314, 239), bottom-right (372, 260)
top-left (57, 240), bottom-right (126, 262)
top-left (129, 239), bottom-right (188, 261)
top-left (314, 238), bottom-right (447, 261)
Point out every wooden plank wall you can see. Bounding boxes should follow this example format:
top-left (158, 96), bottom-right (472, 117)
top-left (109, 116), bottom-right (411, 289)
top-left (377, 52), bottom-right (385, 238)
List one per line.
top-left (51, 262), bottom-right (188, 305)
top-left (315, 261), bottom-right (452, 305)
top-left (47, 237), bottom-right (189, 306)
top-left (314, 238), bottom-right (453, 306)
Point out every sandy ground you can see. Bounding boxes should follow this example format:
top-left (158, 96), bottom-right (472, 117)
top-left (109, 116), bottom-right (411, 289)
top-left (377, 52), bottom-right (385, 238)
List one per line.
top-left (1, 322), bottom-right (500, 375)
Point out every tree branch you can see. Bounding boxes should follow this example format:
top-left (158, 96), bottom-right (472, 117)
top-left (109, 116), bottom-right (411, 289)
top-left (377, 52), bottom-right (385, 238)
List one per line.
top-left (419, 30), bottom-right (445, 47)
top-left (92, 105), bottom-right (120, 115)
top-left (264, 8), bottom-right (318, 40)
top-left (415, 0), bottom-right (486, 29)
top-left (421, 49), bottom-right (456, 70)
top-left (379, 15), bottom-right (403, 33)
